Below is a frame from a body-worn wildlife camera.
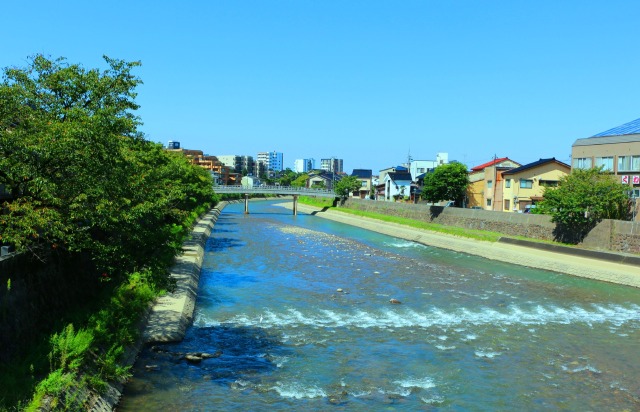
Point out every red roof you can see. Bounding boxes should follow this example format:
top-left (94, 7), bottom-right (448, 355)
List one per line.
top-left (470, 157), bottom-right (510, 172)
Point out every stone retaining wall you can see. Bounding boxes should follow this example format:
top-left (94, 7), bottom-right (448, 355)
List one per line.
top-left (342, 199), bottom-right (640, 254)
top-left (85, 202), bottom-right (228, 411)
top-left (342, 199), bottom-right (557, 240)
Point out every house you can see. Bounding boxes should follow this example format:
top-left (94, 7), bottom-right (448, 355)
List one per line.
top-left (307, 170), bottom-right (341, 190)
top-left (350, 169), bottom-right (373, 199)
top-left (500, 158), bottom-right (571, 212)
top-left (572, 117), bottom-right (640, 198)
top-left (381, 171), bottom-right (413, 201)
top-left (378, 165), bottom-right (408, 183)
top-left (467, 157), bottom-right (521, 209)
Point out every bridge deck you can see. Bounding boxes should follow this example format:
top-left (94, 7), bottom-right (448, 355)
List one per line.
top-left (213, 185), bottom-right (336, 198)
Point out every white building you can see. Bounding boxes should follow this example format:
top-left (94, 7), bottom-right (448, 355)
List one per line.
top-left (320, 157), bottom-right (343, 173)
top-left (409, 152), bottom-right (448, 180)
top-left (294, 158), bottom-right (315, 173)
top-left (257, 151), bottom-right (284, 172)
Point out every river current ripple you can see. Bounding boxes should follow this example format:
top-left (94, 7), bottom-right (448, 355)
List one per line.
top-left (119, 201), bottom-right (640, 411)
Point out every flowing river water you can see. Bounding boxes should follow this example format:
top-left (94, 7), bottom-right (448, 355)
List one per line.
top-left (119, 200), bottom-right (640, 411)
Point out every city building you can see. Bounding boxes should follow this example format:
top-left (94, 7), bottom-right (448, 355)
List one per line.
top-left (320, 157), bottom-right (343, 174)
top-left (467, 157), bottom-right (521, 209)
top-left (500, 158), bottom-right (570, 212)
top-left (572, 117), bottom-right (640, 198)
top-left (257, 151), bottom-right (284, 172)
top-left (294, 158), bottom-right (315, 173)
top-left (408, 152), bottom-right (449, 181)
top-left (217, 155), bottom-right (255, 175)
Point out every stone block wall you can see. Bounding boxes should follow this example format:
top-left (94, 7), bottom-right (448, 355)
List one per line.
top-left (342, 199), bottom-right (640, 254)
top-left (342, 199), bottom-right (557, 241)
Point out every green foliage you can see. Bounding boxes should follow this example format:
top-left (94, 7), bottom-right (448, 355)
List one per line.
top-left (421, 162), bottom-right (469, 205)
top-left (49, 324), bottom-right (93, 372)
top-left (537, 167), bottom-right (631, 242)
top-left (0, 54), bottom-right (217, 410)
top-left (0, 54), bottom-right (217, 282)
top-left (334, 175), bottom-right (360, 199)
top-left (291, 173), bottom-right (309, 188)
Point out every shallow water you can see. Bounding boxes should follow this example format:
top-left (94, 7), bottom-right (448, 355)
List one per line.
top-left (119, 201), bottom-right (640, 411)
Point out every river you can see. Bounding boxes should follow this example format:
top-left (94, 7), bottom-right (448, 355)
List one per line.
top-left (119, 200), bottom-right (640, 411)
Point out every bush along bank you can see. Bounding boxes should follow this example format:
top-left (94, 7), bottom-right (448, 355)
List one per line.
top-left (0, 55), bottom-right (220, 410)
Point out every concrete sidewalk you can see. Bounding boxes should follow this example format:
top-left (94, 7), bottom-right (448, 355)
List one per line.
top-left (285, 202), bottom-right (640, 289)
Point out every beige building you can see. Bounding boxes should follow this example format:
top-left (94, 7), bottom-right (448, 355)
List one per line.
top-left (467, 158), bottom-right (521, 209)
top-left (500, 158), bottom-right (570, 212)
top-left (572, 117), bottom-right (640, 198)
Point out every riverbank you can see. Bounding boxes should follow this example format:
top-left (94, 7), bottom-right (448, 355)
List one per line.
top-left (280, 202), bottom-right (640, 289)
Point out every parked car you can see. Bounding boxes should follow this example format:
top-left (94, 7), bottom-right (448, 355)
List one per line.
top-left (523, 205), bottom-right (537, 214)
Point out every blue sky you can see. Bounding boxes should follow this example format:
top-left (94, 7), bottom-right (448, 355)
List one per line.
top-left (3, 1), bottom-right (639, 173)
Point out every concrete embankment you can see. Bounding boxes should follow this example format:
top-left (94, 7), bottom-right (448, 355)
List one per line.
top-left (283, 202), bottom-right (640, 289)
top-left (88, 202), bottom-right (227, 412)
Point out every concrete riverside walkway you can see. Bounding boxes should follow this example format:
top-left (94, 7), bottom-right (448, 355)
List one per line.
top-left (142, 203), bottom-right (226, 343)
top-left (282, 202), bottom-right (640, 289)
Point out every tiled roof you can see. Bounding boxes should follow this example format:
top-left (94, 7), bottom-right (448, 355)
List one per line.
top-left (502, 158), bottom-right (570, 175)
top-left (470, 157), bottom-right (509, 172)
top-left (592, 117), bottom-right (640, 137)
top-left (351, 169), bottom-right (372, 178)
top-left (387, 172), bottom-right (413, 182)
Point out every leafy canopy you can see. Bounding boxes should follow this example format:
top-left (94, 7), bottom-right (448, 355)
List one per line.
top-left (0, 54), bottom-right (217, 279)
top-left (421, 162), bottom-right (469, 206)
top-left (536, 167), bottom-right (631, 242)
top-left (334, 175), bottom-right (360, 199)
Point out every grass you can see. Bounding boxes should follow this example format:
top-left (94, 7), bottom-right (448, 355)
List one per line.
top-left (298, 197), bottom-right (556, 244)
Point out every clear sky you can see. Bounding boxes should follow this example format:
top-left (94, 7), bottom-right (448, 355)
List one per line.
top-left (3, 1), bottom-right (639, 173)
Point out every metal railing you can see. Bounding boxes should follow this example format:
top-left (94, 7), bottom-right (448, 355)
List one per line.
top-left (213, 185), bottom-right (336, 198)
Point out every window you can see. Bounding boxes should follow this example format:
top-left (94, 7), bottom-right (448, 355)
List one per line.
top-left (486, 198), bottom-right (492, 207)
top-left (618, 155), bottom-right (640, 172)
top-left (361, 181), bottom-right (368, 187)
top-left (504, 199), bottom-right (510, 210)
top-left (505, 179), bottom-right (511, 188)
top-left (520, 179), bottom-right (533, 189)
top-left (487, 180), bottom-right (493, 189)
top-left (417, 167), bottom-right (425, 173)
top-left (573, 157), bottom-right (592, 169)
top-left (539, 180), bottom-right (558, 187)
top-left (595, 156), bottom-right (614, 172)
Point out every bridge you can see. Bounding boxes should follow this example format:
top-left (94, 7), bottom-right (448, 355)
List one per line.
top-left (213, 185), bottom-right (337, 214)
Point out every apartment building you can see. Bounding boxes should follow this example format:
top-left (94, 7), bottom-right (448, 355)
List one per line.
top-left (572, 117), bottom-right (640, 198)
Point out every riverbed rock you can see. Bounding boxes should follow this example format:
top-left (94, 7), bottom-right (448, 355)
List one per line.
top-left (184, 354), bottom-right (203, 363)
top-left (389, 298), bottom-right (402, 304)
top-left (336, 288), bottom-right (343, 292)
top-left (200, 350), bottom-right (223, 359)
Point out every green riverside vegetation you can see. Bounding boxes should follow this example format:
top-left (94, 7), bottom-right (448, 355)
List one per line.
top-left (0, 55), bottom-right (218, 410)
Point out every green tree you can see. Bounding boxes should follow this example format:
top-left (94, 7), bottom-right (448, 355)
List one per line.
top-left (421, 162), bottom-right (469, 206)
top-left (334, 175), bottom-right (360, 200)
top-left (291, 173), bottom-right (309, 188)
top-left (536, 167), bottom-right (631, 243)
top-left (0, 54), bottom-right (217, 280)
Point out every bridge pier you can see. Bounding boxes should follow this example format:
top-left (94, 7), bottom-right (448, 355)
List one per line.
top-left (244, 194), bottom-right (250, 214)
top-left (293, 195), bottom-right (298, 216)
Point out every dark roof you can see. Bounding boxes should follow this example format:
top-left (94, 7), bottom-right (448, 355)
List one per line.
top-left (592, 117), bottom-right (640, 137)
top-left (502, 158), bottom-right (570, 175)
top-left (387, 172), bottom-right (413, 181)
top-left (351, 169), bottom-right (372, 178)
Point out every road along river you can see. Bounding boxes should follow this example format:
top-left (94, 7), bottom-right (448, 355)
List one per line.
top-left (119, 200), bottom-right (640, 411)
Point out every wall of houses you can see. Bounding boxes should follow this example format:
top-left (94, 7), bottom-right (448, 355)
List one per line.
top-left (342, 199), bottom-right (640, 253)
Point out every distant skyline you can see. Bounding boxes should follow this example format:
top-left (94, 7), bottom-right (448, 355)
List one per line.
top-left (3, 1), bottom-right (640, 173)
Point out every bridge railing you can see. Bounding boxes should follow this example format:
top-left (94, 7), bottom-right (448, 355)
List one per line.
top-left (213, 185), bottom-right (335, 197)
